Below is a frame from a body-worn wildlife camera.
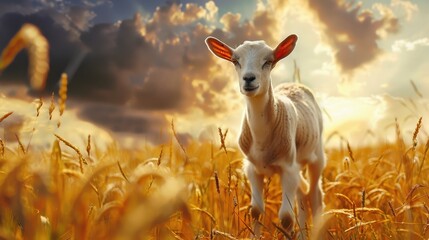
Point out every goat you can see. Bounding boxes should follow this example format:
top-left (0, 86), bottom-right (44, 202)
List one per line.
top-left (205, 35), bottom-right (325, 235)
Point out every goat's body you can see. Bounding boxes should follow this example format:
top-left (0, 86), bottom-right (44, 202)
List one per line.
top-left (276, 83), bottom-right (324, 165)
top-left (240, 83), bottom-right (323, 173)
top-left (205, 34), bottom-right (325, 237)
top-left (239, 82), bottom-right (325, 233)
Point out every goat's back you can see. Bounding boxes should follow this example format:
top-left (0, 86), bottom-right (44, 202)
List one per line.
top-left (274, 83), bottom-right (323, 155)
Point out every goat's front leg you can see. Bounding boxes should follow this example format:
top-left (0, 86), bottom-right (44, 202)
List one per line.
top-left (279, 162), bottom-right (300, 231)
top-left (244, 162), bottom-right (265, 219)
top-left (244, 161), bottom-right (265, 237)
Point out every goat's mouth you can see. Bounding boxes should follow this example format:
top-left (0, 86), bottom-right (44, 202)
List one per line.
top-left (243, 85), bottom-right (259, 92)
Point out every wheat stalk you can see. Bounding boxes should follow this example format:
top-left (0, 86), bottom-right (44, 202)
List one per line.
top-left (388, 201), bottom-right (396, 217)
top-left (347, 141), bottom-right (355, 162)
top-left (49, 92), bottom-right (55, 120)
top-left (157, 145), bottom-right (163, 166)
top-left (214, 170), bottom-right (220, 194)
top-left (0, 139), bottom-right (4, 159)
top-left (335, 193), bottom-right (354, 207)
top-left (117, 161), bottom-right (130, 183)
top-left (86, 134), bottom-right (91, 160)
top-left (36, 97), bottom-right (43, 117)
top-left (171, 119), bottom-right (188, 166)
top-left (191, 207), bottom-right (216, 224)
top-left (410, 80), bottom-right (423, 98)
top-left (58, 73), bottom-right (68, 116)
top-left (218, 127), bottom-right (228, 155)
top-left (0, 112), bottom-right (13, 123)
top-left (212, 229), bottom-right (238, 240)
top-left (54, 134), bottom-right (87, 173)
top-left (15, 134), bottom-right (26, 154)
top-left (412, 117), bottom-right (422, 151)
top-left (0, 24), bottom-right (49, 90)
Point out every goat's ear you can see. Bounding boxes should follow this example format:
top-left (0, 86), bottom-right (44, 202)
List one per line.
top-left (273, 34), bottom-right (298, 65)
top-left (205, 37), bottom-right (233, 62)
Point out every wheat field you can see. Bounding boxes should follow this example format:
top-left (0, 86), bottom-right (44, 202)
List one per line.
top-left (0, 107), bottom-right (428, 239)
top-left (0, 24), bottom-right (428, 240)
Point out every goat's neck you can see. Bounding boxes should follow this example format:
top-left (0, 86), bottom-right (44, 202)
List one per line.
top-left (245, 83), bottom-right (277, 142)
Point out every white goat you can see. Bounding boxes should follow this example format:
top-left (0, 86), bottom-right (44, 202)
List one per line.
top-left (205, 35), bottom-right (325, 234)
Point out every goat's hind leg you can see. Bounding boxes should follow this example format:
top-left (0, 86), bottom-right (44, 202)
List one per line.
top-left (308, 145), bottom-right (325, 219)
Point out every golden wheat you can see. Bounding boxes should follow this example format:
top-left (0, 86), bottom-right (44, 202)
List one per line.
top-left (35, 98), bottom-right (43, 117)
top-left (0, 112), bottom-right (13, 123)
top-left (54, 134), bottom-right (87, 173)
top-left (86, 134), bottom-right (91, 160)
top-left (0, 24), bottom-right (49, 91)
top-left (58, 73), bottom-right (68, 116)
top-left (48, 93), bottom-right (55, 120)
top-left (0, 101), bottom-right (428, 239)
top-left (0, 139), bottom-right (4, 160)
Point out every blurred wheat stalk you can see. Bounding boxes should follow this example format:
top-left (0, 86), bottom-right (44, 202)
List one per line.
top-left (0, 23), bottom-right (49, 91)
top-left (0, 141), bottom-right (192, 240)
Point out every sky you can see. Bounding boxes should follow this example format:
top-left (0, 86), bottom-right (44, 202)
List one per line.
top-left (0, 0), bottom-right (428, 148)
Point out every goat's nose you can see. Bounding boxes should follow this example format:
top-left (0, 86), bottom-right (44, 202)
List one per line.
top-left (243, 73), bottom-right (256, 83)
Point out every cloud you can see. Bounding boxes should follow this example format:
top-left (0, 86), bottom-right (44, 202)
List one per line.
top-left (77, 103), bottom-right (168, 144)
top-left (69, 0), bottom-right (284, 115)
top-left (67, 6), bottom-right (96, 31)
top-left (82, 0), bottom-right (112, 8)
top-left (392, 38), bottom-right (429, 52)
top-left (306, 0), bottom-right (400, 75)
top-left (205, 1), bottom-right (218, 22)
top-left (0, 96), bottom-right (113, 151)
top-left (0, 0), bottom-right (34, 15)
top-left (0, 1), bottom-right (289, 143)
top-left (391, 0), bottom-right (418, 21)
top-left (216, 1), bottom-right (280, 46)
top-left (321, 94), bottom-right (429, 147)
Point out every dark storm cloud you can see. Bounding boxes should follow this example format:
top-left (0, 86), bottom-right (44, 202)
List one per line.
top-left (67, 6), bottom-right (96, 31)
top-left (78, 104), bottom-right (167, 141)
top-left (307, 0), bottom-right (399, 74)
top-left (0, 0), bottom-right (39, 15)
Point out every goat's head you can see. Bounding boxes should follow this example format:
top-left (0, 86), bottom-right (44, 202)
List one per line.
top-left (205, 35), bottom-right (297, 97)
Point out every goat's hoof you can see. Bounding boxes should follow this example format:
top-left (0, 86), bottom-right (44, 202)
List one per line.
top-left (281, 214), bottom-right (293, 230)
top-left (250, 206), bottom-right (261, 220)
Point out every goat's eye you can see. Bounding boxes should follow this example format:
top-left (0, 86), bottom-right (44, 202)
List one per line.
top-left (263, 60), bottom-right (272, 69)
top-left (232, 59), bottom-right (241, 68)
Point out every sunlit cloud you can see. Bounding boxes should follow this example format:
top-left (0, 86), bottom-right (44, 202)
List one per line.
top-left (392, 38), bottom-right (429, 52)
top-left (0, 96), bottom-right (113, 151)
top-left (306, 0), bottom-right (399, 75)
top-left (311, 62), bottom-right (336, 76)
top-left (206, 1), bottom-right (219, 19)
top-left (321, 94), bottom-right (429, 147)
top-left (391, 0), bottom-right (418, 21)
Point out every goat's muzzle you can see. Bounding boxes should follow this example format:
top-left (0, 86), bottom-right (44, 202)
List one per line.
top-left (243, 73), bottom-right (259, 92)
